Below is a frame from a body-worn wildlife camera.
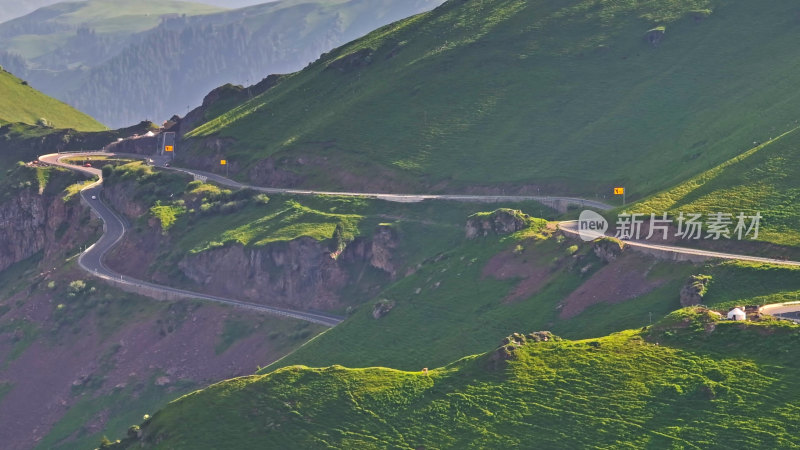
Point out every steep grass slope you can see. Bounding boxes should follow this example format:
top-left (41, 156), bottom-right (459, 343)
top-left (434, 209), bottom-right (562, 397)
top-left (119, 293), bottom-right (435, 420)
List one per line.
top-left (120, 309), bottom-right (800, 448)
top-left (185, 0), bottom-right (800, 199)
top-left (0, 69), bottom-right (104, 130)
top-left (631, 127), bottom-right (800, 246)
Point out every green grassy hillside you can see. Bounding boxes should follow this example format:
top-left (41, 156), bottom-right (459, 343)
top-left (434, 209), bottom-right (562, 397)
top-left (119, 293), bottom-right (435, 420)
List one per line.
top-left (0, 69), bottom-right (104, 130)
top-left (118, 308), bottom-right (800, 448)
top-left (630, 127), bottom-right (800, 247)
top-left (183, 0), bottom-right (800, 201)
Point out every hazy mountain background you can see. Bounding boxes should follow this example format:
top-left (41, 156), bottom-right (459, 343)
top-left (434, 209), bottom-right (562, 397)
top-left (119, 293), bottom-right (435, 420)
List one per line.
top-left (0, 0), bottom-right (444, 127)
top-left (195, 0), bottom-right (279, 7)
top-left (0, 0), bottom-right (66, 24)
top-left (0, 0), bottom-right (277, 24)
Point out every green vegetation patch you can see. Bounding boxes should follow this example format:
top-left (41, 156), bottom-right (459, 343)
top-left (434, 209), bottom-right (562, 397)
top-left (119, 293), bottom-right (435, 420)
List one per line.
top-left (0, 162), bottom-right (81, 203)
top-left (191, 199), bottom-right (362, 253)
top-left (107, 161), bottom-right (191, 207)
top-left (150, 201), bottom-right (186, 233)
top-left (701, 261), bottom-right (800, 310)
top-left (62, 179), bottom-right (96, 202)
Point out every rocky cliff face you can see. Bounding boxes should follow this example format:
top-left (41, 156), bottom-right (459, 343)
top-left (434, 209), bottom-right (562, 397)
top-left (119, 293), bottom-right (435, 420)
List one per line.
top-left (466, 209), bottom-right (532, 239)
top-left (0, 186), bottom-right (97, 272)
top-left (680, 275), bottom-right (711, 307)
top-left (592, 237), bottom-right (626, 263)
top-left (342, 225), bottom-right (398, 278)
top-left (102, 180), bottom-right (149, 219)
top-left (176, 226), bottom-right (399, 311)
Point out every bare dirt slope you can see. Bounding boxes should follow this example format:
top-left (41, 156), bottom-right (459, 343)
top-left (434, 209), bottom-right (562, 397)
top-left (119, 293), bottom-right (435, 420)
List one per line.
top-left (0, 269), bottom-right (322, 449)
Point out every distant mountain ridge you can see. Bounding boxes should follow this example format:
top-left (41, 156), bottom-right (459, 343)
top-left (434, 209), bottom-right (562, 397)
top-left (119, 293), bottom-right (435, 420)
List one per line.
top-left (0, 0), bottom-right (68, 24)
top-left (0, 0), bottom-right (277, 24)
top-left (0, 0), bottom-right (444, 127)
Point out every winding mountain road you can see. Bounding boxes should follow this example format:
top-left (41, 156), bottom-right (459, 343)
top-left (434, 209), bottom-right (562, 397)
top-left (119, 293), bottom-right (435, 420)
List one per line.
top-left (38, 151), bottom-right (799, 327)
top-left (39, 153), bottom-right (345, 327)
top-left (164, 163), bottom-right (614, 210)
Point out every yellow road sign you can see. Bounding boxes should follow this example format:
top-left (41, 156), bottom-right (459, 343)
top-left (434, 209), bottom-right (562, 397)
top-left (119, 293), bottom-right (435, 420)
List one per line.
top-left (220, 160), bottom-right (227, 165)
top-left (614, 187), bottom-right (625, 195)
top-left (165, 145), bottom-right (174, 152)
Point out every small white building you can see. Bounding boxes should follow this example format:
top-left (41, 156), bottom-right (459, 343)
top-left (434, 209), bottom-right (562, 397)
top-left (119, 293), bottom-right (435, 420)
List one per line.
top-left (727, 308), bottom-right (746, 321)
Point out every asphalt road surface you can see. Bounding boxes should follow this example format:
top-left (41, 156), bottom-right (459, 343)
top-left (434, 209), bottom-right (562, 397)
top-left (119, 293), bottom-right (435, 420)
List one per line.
top-left (164, 162), bottom-right (615, 210)
top-left (559, 221), bottom-right (800, 267)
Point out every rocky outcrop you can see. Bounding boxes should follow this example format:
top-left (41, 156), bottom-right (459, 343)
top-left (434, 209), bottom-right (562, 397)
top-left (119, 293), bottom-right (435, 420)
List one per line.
top-left (0, 189), bottom-right (46, 272)
top-left (342, 225), bottom-right (398, 278)
top-left (487, 331), bottom-right (560, 369)
top-left (178, 238), bottom-right (346, 310)
top-left (372, 299), bottom-right (395, 319)
top-left (102, 180), bottom-right (149, 220)
top-left (466, 209), bottom-right (532, 239)
top-left (176, 226), bottom-right (399, 311)
top-left (592, 237), bottom-right (625, 263)
top-left (680, 275), bottom-right (712, 307)
top-left (644, 27), bottom-right (666, 47)
top-left (0, 186), bottom-right (97, 272)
